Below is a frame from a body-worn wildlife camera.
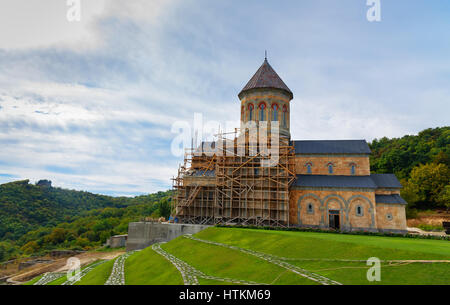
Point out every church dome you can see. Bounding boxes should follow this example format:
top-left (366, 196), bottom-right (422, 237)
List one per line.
top-left (239, 58), bottom-right (293, 100)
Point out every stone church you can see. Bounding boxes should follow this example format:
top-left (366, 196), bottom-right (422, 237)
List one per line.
top-left (174, 58), bottom-right (408, 234)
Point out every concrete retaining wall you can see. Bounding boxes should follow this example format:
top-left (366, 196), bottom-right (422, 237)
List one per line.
top-left (106, 235), bottom-right (128, 248)
top-left (126, 222), bottom-right (210, 251)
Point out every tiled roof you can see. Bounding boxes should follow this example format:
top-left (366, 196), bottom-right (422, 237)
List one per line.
top-left (292, 140), bottom-right (371, 154)
top-left (239, 59), bottom-right (293, 99)
top-left (293, 175), bottom-right (377, 188)
top-left (375, 194), bottom-right (407, 205)
top-left (371, 174), bottom-right (402, 188)
top-left (292, 174), bottom-right (402, 189)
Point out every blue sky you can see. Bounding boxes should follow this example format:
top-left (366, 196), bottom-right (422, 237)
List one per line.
top-left (0, 0), bottom-right (449, 196)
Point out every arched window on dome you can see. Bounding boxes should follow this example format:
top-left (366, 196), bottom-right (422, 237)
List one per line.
top-left (272, 104), bottom-right (279, 121)
top-left (282, 105), bottom-right (287, 127)
top-left (259, 103), bottom-right (266, 121)
top-left (248, 104), bottom-right (254, 121)
top-left (306, 162), bottom-right (312, 174)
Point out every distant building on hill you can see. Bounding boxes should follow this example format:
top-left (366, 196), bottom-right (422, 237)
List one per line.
top-left (36, 180), bottom-right (52, 187)
top-left (173, 58), bottom-right (407, 234)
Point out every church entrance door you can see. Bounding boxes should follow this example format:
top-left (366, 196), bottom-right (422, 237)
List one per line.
top-left (328, 210), bottom-right (340, 230)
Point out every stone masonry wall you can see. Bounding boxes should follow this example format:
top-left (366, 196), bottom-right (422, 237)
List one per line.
top-left (294, 155), bottom-right (370, 176)
top-left (289, 189), bottom-right (377, 231)
top-left (375, 204), bottom-right (407, 232)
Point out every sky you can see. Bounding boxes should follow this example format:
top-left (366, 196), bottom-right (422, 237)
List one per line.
top-left (0, 0), bottom-right (449, 196)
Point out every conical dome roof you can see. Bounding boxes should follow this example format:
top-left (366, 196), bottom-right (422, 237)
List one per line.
top-left (239, 58), bottom-right (293, 99)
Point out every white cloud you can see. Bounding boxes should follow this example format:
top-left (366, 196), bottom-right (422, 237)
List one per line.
top-left (0, 0), bottom-right (448, 196)
top-left (0, 0), bottom-right (177, 51)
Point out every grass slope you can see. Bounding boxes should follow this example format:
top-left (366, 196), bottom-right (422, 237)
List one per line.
top-left (194, 227), bottom-right (450, 285)
top-left (125, 246), bottom-right (183, 285)
top-left (75, 258), bottom-right (116, 285)
top-left (289, 260), bottom-right (450, 285)
top-left (23, 274), bottom-right (44, 285)
top-left (196, 228), bottom-right (450, 260)
top-left (46, 260), bottom-right (103, 285)
top-left (161, 237), bottom-right (318, 285)
top-left (45, 227), bottom-right (449, 285)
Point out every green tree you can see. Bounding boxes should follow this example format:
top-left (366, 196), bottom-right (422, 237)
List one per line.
top-left (400, 179), bottom-right (421, 207)
top-left (21, 241), bottom-right (39, 255)
top-left (158, 198), bottom-right (172, 220)
top-left (438, 185), bottom-right (450, 212)
top-left (405, 163), bottom-right (450, 209)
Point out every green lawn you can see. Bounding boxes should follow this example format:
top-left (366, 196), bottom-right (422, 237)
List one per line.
top-left (288, 260), bottom-right (450, 285)
top-left (23, 274), bottom-right (44, 285)
top-left (125, 246), bottom-right (184, 285)
top-left (198, 278), bottom-right (239, 285)
top-left (35, 227), bottom-right (449, 285)
top-left (192, 227), bottom-right (450, 285)
top-left (75, 258), bottom-right (116, 285)
top-left (46, 260), bottom-right (104, 285)
top-left (161, 237), bottom-right (318, 285)
top-left (196, 227), bottom-right (450, 260)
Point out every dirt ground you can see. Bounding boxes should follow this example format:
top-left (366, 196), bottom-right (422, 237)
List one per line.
top-left (5, 249), bottom-right (125, 284)
top-left (407, 211), bottom-right (450, 228)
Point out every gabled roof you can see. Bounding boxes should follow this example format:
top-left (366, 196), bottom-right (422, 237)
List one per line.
top-left (292, 140), bottom-right (371, 155)
top-left (292, 174), bottom-right (402, 189)
top-left (239, 59), bottom-right (293, 99)
top-left (375, 194), bottom-right (407, 205)
top-left (371, 174), bottom-right (403, 188)
top-left (293, 175), bottom-right (377, 189)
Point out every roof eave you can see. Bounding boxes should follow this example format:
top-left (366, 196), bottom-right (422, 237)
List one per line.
top-left (238, 87), bottom-right (293, 100)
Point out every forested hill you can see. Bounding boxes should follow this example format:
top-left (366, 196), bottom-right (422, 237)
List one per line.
top-left (370, 127), bottom-right (449, 180)
top-left (369, 127), bottom-right (449, 211)
top-left (0, 179), bottom-right (170, 241)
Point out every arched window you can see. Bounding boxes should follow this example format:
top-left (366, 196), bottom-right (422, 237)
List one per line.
top-left (328, 163), bottom-right (334, 174)
top-left (272, 104), bottom-right (279, 121)
top-left (356, 205), bottom-right (363, 216)
top-left (351, 164), bottom-right (356, 175)
top-left (259, 103), bottom-right (266, 121)
top-left (248, 104), bottom-right (254, 121)
top-left (306, 163), bottom-right (312, 174)
top-left (307, 203), bottom-right (314, 214)
top-left (282, 105), bottom-right (287, 127)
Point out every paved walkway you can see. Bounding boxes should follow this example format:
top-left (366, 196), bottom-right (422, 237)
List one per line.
top-left (184, 235), bottom-right (342, 285)
top-left (152, 243), bottom-right (266, 285)
top-left (105, 251), bottom-right (136, 285)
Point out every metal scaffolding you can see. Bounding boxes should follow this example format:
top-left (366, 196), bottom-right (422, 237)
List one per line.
top-left (172, 131), bottom-right (296, 227)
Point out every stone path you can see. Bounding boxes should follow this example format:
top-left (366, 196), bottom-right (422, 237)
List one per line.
top-left (105, 251), bottom-right (137, 285)
top-left (184, 235), bottom-right (342, 286)
top-left (152, 242), bottom-right (266, 285)
top-left (34, 272), bottom-right (65, 285)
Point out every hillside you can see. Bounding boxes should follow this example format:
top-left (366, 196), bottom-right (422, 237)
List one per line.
top-left (0, 180), bottom-right (172, 262)
top-left (25, 227), bottom-right (450, 285)
top-left (370, 127), bottom-right (449, 179)
top-left (369, 127), bottom-right (449, 211)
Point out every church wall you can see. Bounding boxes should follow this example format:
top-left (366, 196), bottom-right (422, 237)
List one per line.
top-left (375, 203), bottom-right (407, 233)
top-left (294, 155), bottom-right (371, 176)
top-left (374, 188), bottom-right (401, 195)
top-left (289, 188), bottom-right (377, 231)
